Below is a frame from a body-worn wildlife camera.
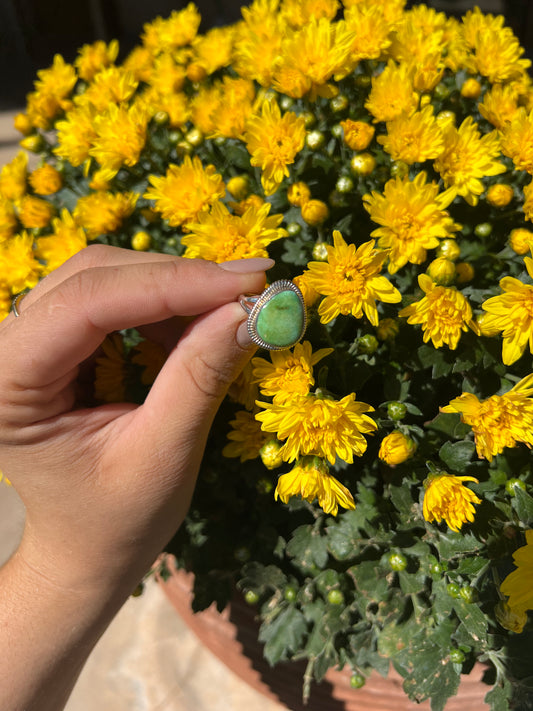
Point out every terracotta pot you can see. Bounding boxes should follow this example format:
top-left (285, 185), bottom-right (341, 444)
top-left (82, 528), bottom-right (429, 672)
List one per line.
top-left (161, 566), bottom-right (489, 711)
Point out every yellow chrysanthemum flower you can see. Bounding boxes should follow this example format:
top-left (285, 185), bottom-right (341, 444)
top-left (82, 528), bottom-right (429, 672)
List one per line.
top-left (378, 431), bottom-right (416, 466)
top-left (500, 530), bottom-right (533, 614)
top-left (79, 66), bottom-right (138, 112)
top-left (304, 230), bottom-right (401, 325)
top-left (0, 197), bottom-right (17, 242)
top-left (340, 120), bottom-right (375, 151)
top-left (423, 472), bottom-right (481, 532)
top-left (344, 2), bottom-right (394, 62)
top-left (0, 232), bottom-right (41, 294)
top-left (232, 0), bottom-right (285, 87)
top-left (223, 409), bottom-right (268, 463)
top-left (145, 52), bottom-right (186, 96)
top-left (73, 191), bottom-right (138, 239)
top-left (35, 209), bottom-right (87, 275)
top-left (481, 255), bottom-right (533, 365)
top-left (17, 195), bottom-right (55, 230)
top-left (275, 456), bottom-right (355, 516)
top-left (272, 18), bottom-right (355, 99)
top-left (181, 200), bottom-right (287, 262)
top-left (478, 83), bottom-right (520, 130)
top-left (0, 152), bottom-right (28, 201)
top-left (94, 333), bottom-right (127, 403)
top-left (191, 77), bottom-right (256, 140)
top-left (34, 53), bottom-right (77, 101)
top-left (141, 4), bottom-right (201, 54)
top-left (280, 0), bottom-right (339, 30)
top-left (365, 60), bottom-right (419, 124)
top-left (399, 273), bottom-right (478, 349)
top-left (441, 374), bottom-right (533, 461)
top-left (90, 103), bottom-right (149, 172)
top-left (54, 103), bottom-right (98, 167)
top-left (255, 392), bottom-right (377, 464)
top-left (28, 164), bottom-right (63, 195)
top-left (252, 341), bottom-right (333, 405)
top-left (377, 105), bottom-right (444, 165)
top-left (75, 40), bottom-right (119, 82)
top-left (500, 108), bottom-right (533, 174)
top-left (524, 179), bottom-right (533, 224)
top-left (144, 156), bottom-right (225, 228)
top-left (433, 116), bottom-right (506, 206)
top-left (244, 100), bottom-right (306, 195)
top-left (190, 25), bottom-right (235, 76)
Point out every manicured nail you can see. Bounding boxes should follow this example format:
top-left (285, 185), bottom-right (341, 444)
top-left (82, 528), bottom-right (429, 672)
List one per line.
top-left (219, 257), bottom-right (275, 273)
top-left (236, 320), bottom-right (254, 349)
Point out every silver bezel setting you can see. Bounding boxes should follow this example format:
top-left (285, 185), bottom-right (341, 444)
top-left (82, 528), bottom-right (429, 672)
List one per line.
top-left (241, 279), bottom-right (307, 351)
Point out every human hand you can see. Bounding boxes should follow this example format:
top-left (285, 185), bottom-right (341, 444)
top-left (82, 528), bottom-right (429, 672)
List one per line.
top-left (0, 245), bottom-right (270, 593)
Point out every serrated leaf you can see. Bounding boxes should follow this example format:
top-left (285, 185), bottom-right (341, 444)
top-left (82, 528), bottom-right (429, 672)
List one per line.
top-left (348, 560), bottom-right (389, 601)
top-left (511, 487), bottom-right (533, 525)
top-left (286, 524), bottom-right (329, 569)
top-left (426, 412), bottom-right (472, 438)
top-left (438, 532), bottom-right (484, 559)
top-left (259, 605), bottom-right (308, 665)
top-left (484, 680), bottom-right (512, 711)
top-left (238, 562), bottom-right (287, 593)
top-left (452, 598), bottom-right (488, 643)
top-left (439, 440), bottom-right (476, 471)
top-left (389, 484), bottom-right (416, 517)
top-left (399, 568), bottom-right (427, 594)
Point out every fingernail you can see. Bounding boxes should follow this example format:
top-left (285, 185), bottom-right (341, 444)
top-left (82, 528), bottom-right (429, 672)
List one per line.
top-left (219, 257), bottom-right (275, 273)
top-left (236, 320), bottom-right (254, 349)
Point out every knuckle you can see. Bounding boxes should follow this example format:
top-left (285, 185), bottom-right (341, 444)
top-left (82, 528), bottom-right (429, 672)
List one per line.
top-left (183, 352), bottom-right (234, 402)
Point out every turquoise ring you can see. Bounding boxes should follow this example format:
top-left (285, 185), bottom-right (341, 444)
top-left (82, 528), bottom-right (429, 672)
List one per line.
top-left (239, 280), bottom-right (307, 350)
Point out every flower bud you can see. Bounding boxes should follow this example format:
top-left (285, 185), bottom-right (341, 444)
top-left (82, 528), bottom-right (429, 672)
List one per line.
top-left (226, 175), bottom-right (249, 201)
top-left (509, 228), bottom-right (533, 255)
top-left (260, 439), bottom-right (284, 469)
top-left (336, 175), bottom-right (354, 193)
top-left (436, 110), bottom-right (456, 128)
top-left (437, 239), bottom-right (461, 261)
top-left (330, 94), bottom-right (348, 112)
top-left (495, 601), bottom-right (527, 634)
top-left (13, 112), bottom-right (33, 136)
top-left (20, 134), bottom-right (43, 152)
top-left (340, 119), bottom-right (375, 151)
top-left (287, 222), bottom-right (301, 236)
top-left (350, 153), bottom-right (376, 176)
top-left (357, 334), bottom-right (379, 354)
top-left (474, 222), bottom-right (493, 237)
top-left (376, 317), bottom-right (399, 341)
top-left (455, 262), bottom-right (475, 283)
top-left (312, 241), bottom-right (329, 261)
top-left (379, 431), bottom-right (417, 466)
top-left (187, 63), bottom-right (207, 82)
top-left (427, 257), bottom-right (456, 285)
top-left (287, 181), bottom-right (311, 207)
top-left (461, 77), bottom-right (482, 99)
top-left (486, 183), bottom-right (513, 208)
top-left (301, 199), bottom-right (329, 226)
top-left (185, 128), bottom-right (203, 147)
top-left (306, 130), bottom-right (325, 150)
top-left (131, 231), bottom-right (151, 251)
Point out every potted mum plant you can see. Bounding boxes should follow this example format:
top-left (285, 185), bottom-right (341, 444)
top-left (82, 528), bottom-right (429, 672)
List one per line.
top-left (2, 1), bottom-right (533, 708)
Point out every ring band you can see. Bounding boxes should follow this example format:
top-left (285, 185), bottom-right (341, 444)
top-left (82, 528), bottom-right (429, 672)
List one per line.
top-left (239, 280), bottom-right (306, 351)
top-left (11, 290), bottom-right (29, 318)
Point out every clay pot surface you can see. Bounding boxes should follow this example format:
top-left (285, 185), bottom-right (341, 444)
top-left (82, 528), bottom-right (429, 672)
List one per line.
top-left (161, 567), bottom-right (489, 711)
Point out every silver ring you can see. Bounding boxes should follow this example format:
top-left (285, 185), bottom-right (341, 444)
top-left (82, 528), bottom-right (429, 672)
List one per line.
top-left (239, 280), bottom-right (306, 351)
top-left (11, 290), bottom-right (29, 317)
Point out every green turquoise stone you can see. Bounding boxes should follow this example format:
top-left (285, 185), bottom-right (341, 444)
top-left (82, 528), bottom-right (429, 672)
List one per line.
top-left (255, 290), bottom-right (304, 348)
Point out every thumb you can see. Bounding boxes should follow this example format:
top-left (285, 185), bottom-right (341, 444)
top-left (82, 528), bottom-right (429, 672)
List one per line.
top-left (139, 300), bottom-right (255, 450)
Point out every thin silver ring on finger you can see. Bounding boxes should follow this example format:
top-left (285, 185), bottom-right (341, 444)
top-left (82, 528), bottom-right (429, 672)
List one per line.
top-left (238, 280), bottom-right (306, 351)
top-left (11, 290), bottom-right (30, 318)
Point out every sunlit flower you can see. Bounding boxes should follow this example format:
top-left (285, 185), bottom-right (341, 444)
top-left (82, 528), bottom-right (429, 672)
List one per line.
top-left (244, 100), bottom-right (306, 195)
top-left (441, 374), bottom-right (533, 461)
top-left (481, 255), bottom-right (533, 364)
top-left (365, 60), bottom-right (419, 123)
top-left (0, 197), bottom-right (17, 242)
top-left (304, 230), bottom-right (401, 325)
top-left (399, 274), bottom-right (478, 349)
top-left (363, 172), bottom-right (460, 274)
top-left (433, 116), bottom-right (506, 206)
top-left (378, 105), bottom-right (444, 164)
top-left (500, 108), bottom-right (533, 174)
top-left (75, 40), bottom-right (119, 81)
top-left (280, 0), bottom-right (339, 30)
top-left (79, 66), bottom-right (138, 112)
top-left (35, 209), bottom-right (87, 275)
top-left (54, 102), bottom-right (98, 167)
top-left (28, 164), bottom-right (63, 195)
top-left (90, 102), bottom-right (149, 172)
top-left (0, 152), bottom-right (28, 201)
top-left (301, 199), bottom-right (329, 226)
top-left (423, 472), bottom-right (481, 532)
top-left (144, 156), bottom-right (225, 227)
top-left (275, 456), bottom-right (355, 515)
top-left (73, 191), bottom-right (138, 239)
top-left (141, 4), bottom-right (201, 53)
top-left (344, 2), bottom-right (395, 61)
top-left (478, 83), bottom-right (521, 130)
top-left (17, 195), bottom-right (55, 230)
top-left (287, 182), bottom-right (311, 206)
top-left (378, 431), bottom-right (416, 466)
top-left (340, 120), bottom-right (375, 151)
top-left (255, 392), bottom-right (377, 464)
top-left (0, 232), bottom-right (41, 293)
top-left (252, 341), bottom-right (333, 405)
top-left (500, 530), bottom-right (533, 614)
top-left (509, 228), bottom-right (533, 255)
top-left (223, 409), bottom-right (268, 462)
top-left (486, 184), bottom-right (514, 208)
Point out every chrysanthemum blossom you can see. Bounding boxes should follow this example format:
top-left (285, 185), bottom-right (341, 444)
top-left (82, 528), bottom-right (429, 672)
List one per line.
top-left (399, 274), bottom-right (478, 349)
top-left (423, 473), bottom-right (481, 532)
top-left (255, 392), bottom-right (377, 464)
top-left (275, 456), bottom-right (355, 516)
top-left (441, 374), bottom-right (533, 461)
top-left (481, 256), bottom-right (533, 365)
top-left (73, 191), bottom-right (138, 239)
top-left (144, 156), bottom-right (225, 227)
top-left (141, 4), bottom-right (201, 53)
top-left (500, 530), bottom-right (533, 614)
top-left (90, 103), bottom-right (149, 172)
top-left (378, 431), bottom-right (416, 466)
top-left (182, 199), bottom-right (287, 262)
top-left (244, 100), bottom-right (306, 195)
top-left (500, 108), bottom-right (533, 174)
top-left (252, 341), bottom-right (333, 405)
top-left (35, 209), bottom-right (87, 275)
top-left (433, 116), bottom-right (506, 206)
top-left (363, 172), bottom-right (460, 274)
top-left (223, 409), bottom-right (267, 463)
top-left (304, 230), bottom-right (401, 325)
top-left (378, 105), bottom-right (444, 165)
top-left (365, 60), bottom-right (419, 123)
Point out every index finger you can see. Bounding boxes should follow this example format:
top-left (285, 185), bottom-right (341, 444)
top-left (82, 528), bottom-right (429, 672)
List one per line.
top-left (3, 256), bottom-right (269, 389)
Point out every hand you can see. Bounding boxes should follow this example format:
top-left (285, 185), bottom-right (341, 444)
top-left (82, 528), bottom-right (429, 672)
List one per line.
top-left (0, 245), bottom-right (270, 592)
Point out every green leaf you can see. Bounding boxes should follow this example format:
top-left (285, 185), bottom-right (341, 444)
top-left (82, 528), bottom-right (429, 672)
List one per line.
top-left (238, 562), bottom-right (287, 594)
top-left (348, 560), bottom-right (389, 602)
top-left (452, 597), bottom-right (488, 644)
top-left (389, 484), bottom-right (415, 516)
top-left (511, 487), bottom-right (533, 525)
top-left (399, 568), bottom-right (427, 595)
top-left (286, 524), bottom-right (329, 570)
top-left (258, 605), bottom-right (308, 665)
top-left (426, 412), bottom-right (472, 438)
top-left (438, 440), bottom-right (476, 472)
top-left (438, 532), bottom-right (484, 559)
top-left (484, 680), bottom-right (512, 711)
